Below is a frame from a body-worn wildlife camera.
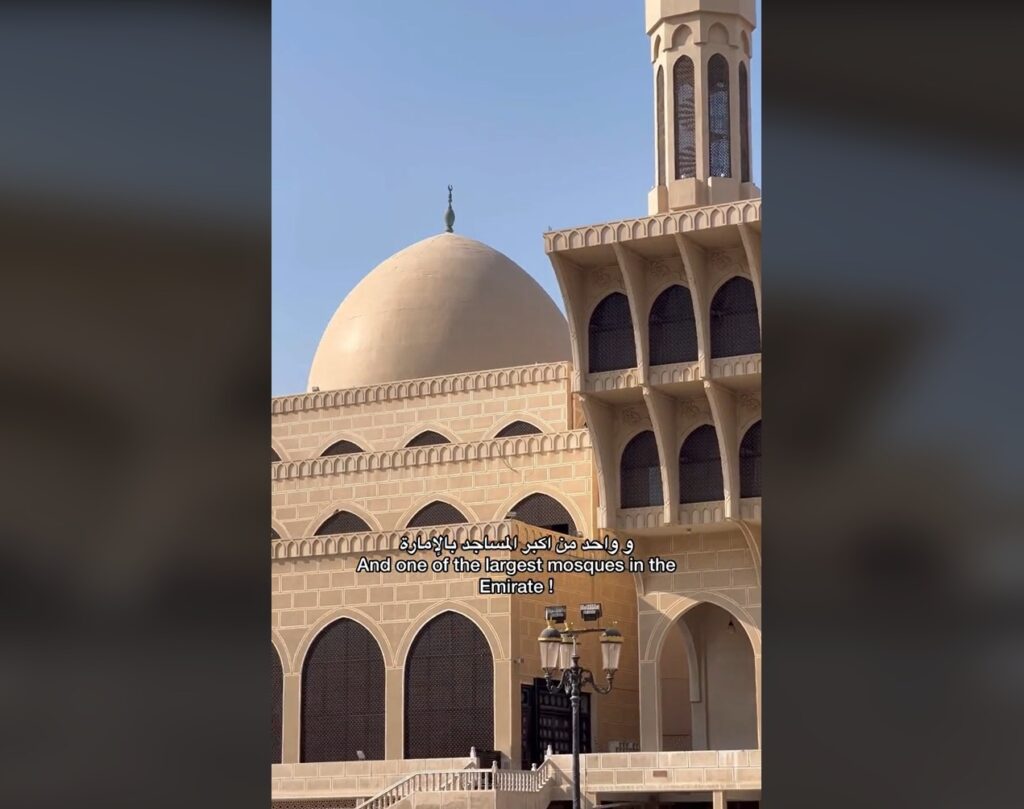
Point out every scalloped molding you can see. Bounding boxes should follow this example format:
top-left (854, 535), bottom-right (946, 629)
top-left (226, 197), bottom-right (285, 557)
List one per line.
top-left (545, 199), bottom-right (761, 254)
top-left (272, 361), bottom-right (570, 415)
top-left (272, 430), bottom-right (591, 481)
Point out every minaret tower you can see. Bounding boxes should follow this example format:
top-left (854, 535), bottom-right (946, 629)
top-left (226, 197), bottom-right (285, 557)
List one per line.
top-left (646, 0), bottom-right (758, 214)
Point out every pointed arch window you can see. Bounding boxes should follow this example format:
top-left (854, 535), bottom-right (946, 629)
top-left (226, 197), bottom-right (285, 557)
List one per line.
top-left (710, 277), bottom-right (760, 358)
top-left (673, 56), bottom-right (696, 179)
top-left (406, 501), bottom-right (467, 528)
top-left (315, 510), bottom-right (371, 535)
top-left (271, 448), bottom-right (280, 463)
top-left (621, 430), bottom-right (664, 508)
top-left (740, 420), bottom-right (761, 498)
top-left (507, 493), bottom-right (577, 536)
top-left (656, 65), bottom-right (666, 186)
top-left (301, 619), bottom-right (385, 762)
top-left (679, 425), bottom-right (724, 504)
top-left (589, 292), bottom-right (636, 373)
top-left (322, 439), bottom-right (363, 456)
top-left (405, 612), bottom-right (493, 758)
top-left (272, 646), bottom-right (283, 764)
top-left (649, 284), bottom-right (698, 365)
top-left (739, 62), bottom-right (751, 183)
top-left (406, 430), bottom-right (450, 447)
top-left (708, 54), bottom-right (731, 177)
top-left (495, 420), bottom-right (542, 438)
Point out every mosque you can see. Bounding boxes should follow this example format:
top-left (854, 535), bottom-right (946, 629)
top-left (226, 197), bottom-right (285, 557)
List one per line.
top-left (272, 2), bottom-right (761, 807)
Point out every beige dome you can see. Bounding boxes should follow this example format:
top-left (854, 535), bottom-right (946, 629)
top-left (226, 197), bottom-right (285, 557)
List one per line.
top-left (308, 233), bottom-right (571, 391)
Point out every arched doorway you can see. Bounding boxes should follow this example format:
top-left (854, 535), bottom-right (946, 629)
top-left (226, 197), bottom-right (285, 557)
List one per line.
top-left (659, 603), bottom-right (757, 750)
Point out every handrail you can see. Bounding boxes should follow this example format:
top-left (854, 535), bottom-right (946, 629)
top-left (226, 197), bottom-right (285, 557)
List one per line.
top-left (353, 759), bottom-right (556, 809)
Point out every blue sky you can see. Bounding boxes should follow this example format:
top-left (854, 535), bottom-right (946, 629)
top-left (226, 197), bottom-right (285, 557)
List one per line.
top-left (273, 0), bottom-right (761, 395)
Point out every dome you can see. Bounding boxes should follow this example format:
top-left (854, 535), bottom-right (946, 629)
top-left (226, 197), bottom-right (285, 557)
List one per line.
top-left (308, 233), bottom-right (571, 391)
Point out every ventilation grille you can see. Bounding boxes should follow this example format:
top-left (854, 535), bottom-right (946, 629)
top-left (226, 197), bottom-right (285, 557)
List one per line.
top-left (315, 511), bottom-right (371, 535)
top-left (406, 430), bottom-right (450, 447)
top-left (272, 646), bottom-right (283, 764)
top-left (322, 439), bottom-right (363, 456)
top-left (508, 493), bottom-right (576, 536)
top-left (674, 56), bottom-right (696, 179)
top-left (495, 420), bottom-right (542, 438)
top-left (739, 62), bottom-right (751, 183)
top-left (407, 501), bottom-right (468, 528)
top-left (740, 420), bottom-right (761, 498)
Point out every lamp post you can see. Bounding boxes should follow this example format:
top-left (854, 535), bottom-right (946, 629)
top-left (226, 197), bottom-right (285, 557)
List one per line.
top-left (538, 607), bottom-right (623, 809)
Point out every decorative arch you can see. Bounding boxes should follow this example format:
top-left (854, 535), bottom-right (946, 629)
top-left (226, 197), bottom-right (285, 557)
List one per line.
top-left (403, 497), bottom-right (473, 529)
top-left (314, 510), bottom-right (371, 535)
top-left (487, 414), bottom-right (550, 439)
top-left (588, 292), bottom-right (636, 373)
top-left (708, 53), bottom-right (731, 178)
top-left (621, 429), bottom-right (664, 508)
top-left (671, 24), bottom-right (691, 49)
top-left (495, 485), bottom-right (587, 538)
top-left (294, 607), bottom-right (395, 671)
top-left (505, 492), bottom-right (578, 536)
top-left (271, 447), bottom-right (281, 463)
top-left (649, 284), bottom-right (698, 366)
top-left (300, 618), bottom-right (386, 762)
top-left (405, 430), bottom-right (451, 448)
top-left (272, 643), bottom-right (283, 764)
top-left (708, 22), bottom-right (729, 45)
top-left (403, 611), bottom-right (495, 759)
top-left (673, 55), bottom-right (696, 179)
top-left (320, 438), bottom-right (364, 456)
top-left (645, 592), bottom-right (761, 663)
top-left (679, 424), bottom-right (724, 504)
top-left (303, 502), bottom-right (380, 537)
top-left (739, 420), bottom-right (761, 498)
top-left (396, 422), bottom-right (458, 449)
top-left (709, 276), bottom-right (760, 358)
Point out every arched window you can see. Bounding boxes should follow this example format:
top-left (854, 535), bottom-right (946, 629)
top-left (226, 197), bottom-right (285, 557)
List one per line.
top-left (271, 448), bottom-right (280, 463)
top-left (272, 646), bottom-right (283, 764)
top-left (495, 420), bottom-right (542, 438)
top-left (673, 56), bottom-right (696, 179)
top-left (656, 65), bottom-right (666, 186)
top-left (739, 62), bottom-right (751, 183)
top-left (406, 430), bottom-right (450, 447)
top-left (708, 54), bottom-right (731, 178)
top-left (679, 425), bottom-right (724, 504)
top-left (649, 285), bottom-right (698, 365)
top-left (507, 493), bottom-right (577, 536)
top-left (588, 293), bottom-right (636, 373)
top-left (301, 619), bottom-right (385, 762)
top-left (740, 420), bottom-right (761, 498)
top-left (710, 277), bottom-right (760, 358)
top-left (621, 430), bottom-right (664, 508)
top-left (315, 510), bottom-right (371, 535)
top-left (405, 613), bottom-right (493, 758)
top-left (270, 527), bottom-right (280, 540)
top-left (406, 501), bottom-right (468, 528)
top-left (322, 439), bottom-right (363, 456)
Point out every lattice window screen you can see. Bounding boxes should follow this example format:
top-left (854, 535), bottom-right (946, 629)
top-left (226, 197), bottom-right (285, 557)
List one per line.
top-left (588, 293), bottom-right (636, 373)
top-left (739, 62), bottom-right (751, 183)
top-left (620, 430), bottom-right (664, 508)
top-left (649, 284), bottom-right (699, 365)
top-left (272, 646), bottom-right (283, 764)
top-left (709, 277), bottom-right (760, 358)
top-left (508, 493), bottom-right (576, 536)
top-left (708, 54), bottom-right (731, 177)
top-left (495, 420), bottom-right (542, 438)
top-left (679, 425), bottom-right (724, 504)
top-left (301, 619), bottom-right (385, 762)
top-left (656, 66), bottom-right (666, 186)
top-left (405, 613), bottom-right (494, 759)
top-left (322, 440), bottom-right (363, 456)
top-left (740, 421), bottom-right (761, 498)
top-left (406, 431), bottom-right (450, 447)
top-left (271, 448), bottom-right (280, 463)
top-left (406, 501), bottom-right (467, 528)
top-left (315, 511), bottom-right (371, 535)
top-left (674, 56), bottom-right (696, 179)
top-left (271, 527), bottom-right (280, 540)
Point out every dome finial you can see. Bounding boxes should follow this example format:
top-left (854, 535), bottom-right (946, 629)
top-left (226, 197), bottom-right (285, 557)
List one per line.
top-left (444, 184), bottom-right (455, 233)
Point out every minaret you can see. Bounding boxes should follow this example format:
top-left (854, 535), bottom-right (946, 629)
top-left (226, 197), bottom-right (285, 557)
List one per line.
top-left (646, 0), bottom-right (758, 214)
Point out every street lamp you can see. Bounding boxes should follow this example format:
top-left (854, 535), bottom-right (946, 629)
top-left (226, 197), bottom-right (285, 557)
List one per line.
top-left (537, 605), bottom-right (623, 809)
